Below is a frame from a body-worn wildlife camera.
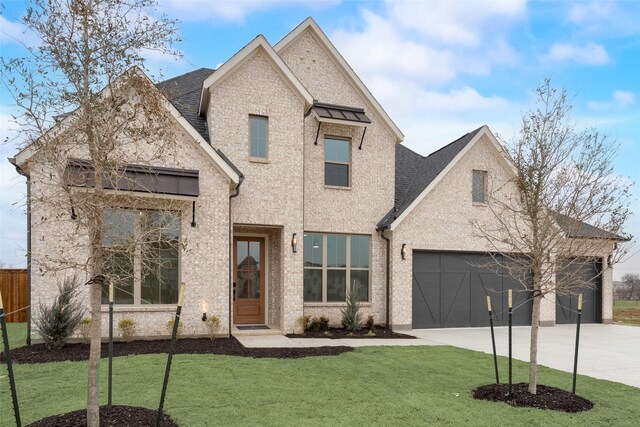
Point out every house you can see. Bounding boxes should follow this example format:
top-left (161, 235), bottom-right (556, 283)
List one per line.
top-left (10, 18), bottom-right (622, 339)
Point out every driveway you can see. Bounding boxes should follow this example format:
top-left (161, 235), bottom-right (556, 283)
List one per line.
top-left (410, 324), bottom-right (640, 388)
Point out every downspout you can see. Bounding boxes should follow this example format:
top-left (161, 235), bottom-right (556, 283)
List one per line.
top-left (228, 178), bottom-right (243, 336)
top-left (379, 228), bottom-right (391, 330)
top-left (9, 158), bottom-right (31, 345)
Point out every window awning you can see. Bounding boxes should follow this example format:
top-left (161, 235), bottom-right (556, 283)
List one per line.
top-left (64, 158), bottom-right (199, 197)
top-left (311, 102), bottom-right (371, 127)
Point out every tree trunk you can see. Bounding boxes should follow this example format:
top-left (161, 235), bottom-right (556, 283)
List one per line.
top-left (528, 294), bottom-right (541, 394)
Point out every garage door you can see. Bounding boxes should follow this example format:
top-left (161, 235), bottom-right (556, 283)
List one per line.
top-left (556, 259), bottom-right (602, 324)
top-left (412, 252), bottom-right (532, 329)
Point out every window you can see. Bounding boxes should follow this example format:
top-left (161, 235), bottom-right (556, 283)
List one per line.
top-left (101, 208), bottom-right (180, 305)
top-left (249, 115), bottom-right (268, 159)
top-left (324, 137), bottom-right (350, 187)
top-left (472, 170), bottom-right (487, 204)
top-left (303, 233), bottom-right (369, 302)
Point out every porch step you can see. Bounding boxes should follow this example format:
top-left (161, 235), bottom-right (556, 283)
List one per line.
top-left (232, 327), bottom-right (284, 337)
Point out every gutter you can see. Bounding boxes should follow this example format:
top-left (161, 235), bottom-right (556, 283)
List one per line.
top-left (379, 228), bottom-right (391, 330)
top-left (228, 177), bottom-right (244, 336)
top-left (8, 157), bottom-right (31, 345)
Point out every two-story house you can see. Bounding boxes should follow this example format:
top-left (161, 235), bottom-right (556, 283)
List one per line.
top-left (10, 18), bottom-right (621, 340)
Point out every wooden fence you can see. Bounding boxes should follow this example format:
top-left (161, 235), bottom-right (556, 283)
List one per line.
top-left (0, 269), bottom-right (28, 323)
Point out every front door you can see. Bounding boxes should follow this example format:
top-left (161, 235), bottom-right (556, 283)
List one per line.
top-left (233, 237), bottom-right (265, 324)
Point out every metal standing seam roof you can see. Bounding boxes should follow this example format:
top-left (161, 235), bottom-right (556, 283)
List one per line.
top-left (312, 102), bottom-right (372, 124)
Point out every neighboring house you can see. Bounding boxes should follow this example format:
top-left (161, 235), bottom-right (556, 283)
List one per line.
top-left (10, 18), bottom-right (623, 339)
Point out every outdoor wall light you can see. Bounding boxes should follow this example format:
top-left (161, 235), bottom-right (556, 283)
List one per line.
top-left (202, 312), bottom-right (208, 322)
top-left (292, 233), bottom-right (298, 253)
top-left (401, 244), bottom-right (407, 260)
top-left (607, 254), bottom-right (613, 268)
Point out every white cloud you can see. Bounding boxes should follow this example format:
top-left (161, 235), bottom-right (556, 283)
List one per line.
top-left (545, 42), bottom-right (609, 65)
top-left (587, 90), bottom-right (636, 110)
top-left (567, 1), bottom-right (640, 37)
top-left (158, 0), bottom-right (339, 23)
top-left (0, 15), bottom-right (40, 47)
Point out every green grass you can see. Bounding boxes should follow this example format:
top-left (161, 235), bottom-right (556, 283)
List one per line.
top-left (1, 322), bottom-right (27, 351)
top-left (1, 344), bottom-right (639, 426)
top-left (613, 300), bottom-right (640, 326)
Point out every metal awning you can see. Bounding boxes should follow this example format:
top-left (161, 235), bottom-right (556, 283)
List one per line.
top-left (311, 102), bottom-right (371, 127)
top-left (64, 158), bottom-right (199, 197)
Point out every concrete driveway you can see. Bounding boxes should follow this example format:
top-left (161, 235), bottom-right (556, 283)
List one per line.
top-left (410, 324), bottom-right (640, 388)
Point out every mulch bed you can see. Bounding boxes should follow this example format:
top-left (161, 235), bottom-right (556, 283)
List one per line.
top-left (1, 337), bottom-right (352, 364)
top-left (473, 383), bottom-right (594, 413)
top-left (26, 405), bottom-right (176, 426)
top-left (286, 325), bottom-right (416, 339)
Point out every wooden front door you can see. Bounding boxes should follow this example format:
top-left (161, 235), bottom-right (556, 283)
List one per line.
top-left (233, 237), bottom-right (265, 324)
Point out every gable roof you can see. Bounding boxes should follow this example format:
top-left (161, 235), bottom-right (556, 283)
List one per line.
top-left (274, 17), bottom-right (404, 143)
top-left (14, 67), bottom-right (241, 186)
top-left (198, 35), bottom-right (313, 116)
top-left (378, 126), bottom-right (485, 230)
top-left (555, 213), bottom-right (628, 241)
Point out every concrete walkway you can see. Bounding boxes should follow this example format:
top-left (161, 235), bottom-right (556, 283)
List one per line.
top-left (410, 324), bottom-right (640, 388)
top-left (235, 324), bottom-right (640, 388)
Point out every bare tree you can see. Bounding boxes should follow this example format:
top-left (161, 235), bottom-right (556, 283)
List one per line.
top-left (622, 273), bottom-right (640, 300)
top-left (473, 80), bottom-right (632, 394)
top-left (2, 1), bottom-right (181, 425)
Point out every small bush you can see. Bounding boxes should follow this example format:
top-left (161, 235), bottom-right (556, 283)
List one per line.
top-left (297, 315), bottom-right (310, 333)
top-left (34, 275), bottom-right (85, 350)
top-left (341, 281), bottom-right (363, 332)
top-left (166, 318), bottom-right (183, 337)
top-left (309, 316), bottom-right (330, 332)
top-left (79, 318), bottom-right (92, 344)
top-left (205, 315), bottom-right (221, 339)
top-left (365, 315), bottom-right (375, 330)
top-left (117, 318), bottom-right (136, 342)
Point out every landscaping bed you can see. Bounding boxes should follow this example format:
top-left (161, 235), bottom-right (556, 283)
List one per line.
top-left (473, 383), bottom-right (594, 413)
top-left (26, 405), bottom-right (177, 426)
top-left (1, 336), bottom-right (352, 364)
top-left (286, 325), bottom-right (416, 339)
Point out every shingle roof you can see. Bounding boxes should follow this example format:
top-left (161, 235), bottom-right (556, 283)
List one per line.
top-left (156, 68), bottom-right (243, 179)
top-left (555, 213), bottom-right (628, 241)
top-left (377, 127), bottom-right (483, 229)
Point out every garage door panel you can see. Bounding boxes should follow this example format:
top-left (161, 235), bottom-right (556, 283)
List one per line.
top-left (412, 252), bottom-right (533, 329)
top-left (556, 260), bottom-right (601, 324)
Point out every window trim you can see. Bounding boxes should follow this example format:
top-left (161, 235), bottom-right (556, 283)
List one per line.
top-left (324, 136), bottom-right (351, 188)
top-left (101, 208), bottom-right (181, 306)
top-left (303, 233), bottom-right (370, 303)
top-left (248, 115), bottom-right (269, 161)
top-left (472, 169), bottom-right (488, 205)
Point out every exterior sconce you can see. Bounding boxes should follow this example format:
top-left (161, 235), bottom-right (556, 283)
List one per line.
top-left (401, 244), bottom-right (407, 260)
top-left (607, 254), bottom-right (613, 268)
top-left (292, 233), bottom-right (298, 253)
top-left (202, 312), bottom-right (208, 322)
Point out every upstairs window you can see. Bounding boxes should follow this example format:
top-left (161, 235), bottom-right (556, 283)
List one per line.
top-left (324, 137), bottom-right (350, 187)
top-left (249, 115), bottom-right (268, 159)
top-left (472, 170), bottom-right (487, 204)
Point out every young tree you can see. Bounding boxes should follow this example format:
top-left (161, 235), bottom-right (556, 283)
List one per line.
top-left (473, 80), bottom-right (632, 394)
top-left (2, 1), bottom-right (181, 424)
top-left (622, 273), bottom-right (640, 300)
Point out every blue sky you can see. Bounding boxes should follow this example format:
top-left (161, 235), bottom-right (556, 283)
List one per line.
top-left (1, 0), bottom-right (638, 278)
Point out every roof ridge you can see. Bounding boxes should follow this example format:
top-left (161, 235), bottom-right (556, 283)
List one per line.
top-left (424, 125), bottom-right (484, 158)
top-left (156, 67), bottom-right (214, 86)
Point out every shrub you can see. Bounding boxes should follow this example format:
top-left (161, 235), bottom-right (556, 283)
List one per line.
top-left (308, 316), bottom-right (330, 332)
top-left (166, 318), bottom-right (183, 337)
top-left (341, 281), bottom-right (363, 332)
top-left (117, 318), bottom-right (136, 342)
top-left (365, 315), bottom-right (375, 330)
top-left (205, 315), bottom-right (221, 339)
top-left (34, 275), bottom-right (85, 350)
top-left (79, 318), bottom-right (92, 344)
top-left (297, 315), bottom-right (310, 333)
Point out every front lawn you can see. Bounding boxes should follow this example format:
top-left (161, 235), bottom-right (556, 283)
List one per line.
top-left (1, 344), bottom-right (638, 425)
top-left (613, 300), bottom-right (640, 326)
top-left (2, 322), bottom-right (27, 350)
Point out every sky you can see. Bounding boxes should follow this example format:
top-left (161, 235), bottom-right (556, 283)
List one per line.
top-left (1, 0), bottom-right (639, 279)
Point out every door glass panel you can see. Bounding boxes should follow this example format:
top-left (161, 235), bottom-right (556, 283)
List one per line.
top-left (249, 270), bottom-right (260, 299)
top-left (249, 241), bottom-right (260, 270)
top-left (237, 241), bottom-right (248, 268)
top-left (236, 239), bottom-right (261, 300)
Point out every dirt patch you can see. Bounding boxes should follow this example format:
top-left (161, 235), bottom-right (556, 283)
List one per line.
top-left (1, 336), bottom-right (353, 364)
top-left (473, 383), bottom-right (594, 413)
top-left (286, 325), bottom-right (416, 339)
top-left (26, 405), bottom-right (177, 426)
top-left (613, 308), bottom-right (640, 325)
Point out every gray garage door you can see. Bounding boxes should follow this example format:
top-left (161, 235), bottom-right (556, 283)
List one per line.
top-left (412, 252), bottom-right (532, 329)
top-left (556, 259), bottom-right (602, 324)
